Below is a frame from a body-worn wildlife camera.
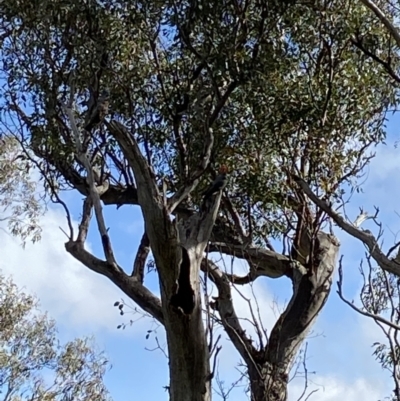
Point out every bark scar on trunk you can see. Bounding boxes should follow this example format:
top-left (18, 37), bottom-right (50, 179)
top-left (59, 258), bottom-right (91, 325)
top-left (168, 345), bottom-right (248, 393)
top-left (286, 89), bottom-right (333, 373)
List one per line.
top-left (170, 246), bottom-right (195, 315)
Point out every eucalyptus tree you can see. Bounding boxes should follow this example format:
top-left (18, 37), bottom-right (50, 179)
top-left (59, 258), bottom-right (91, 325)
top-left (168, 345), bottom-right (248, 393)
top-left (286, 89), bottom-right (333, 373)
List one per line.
top-left (0, 136), bottom-right (42, 245)
top-left (0, 0), bottom-right (396, 400)
top-left (0, 271), bottom-right (112, 401)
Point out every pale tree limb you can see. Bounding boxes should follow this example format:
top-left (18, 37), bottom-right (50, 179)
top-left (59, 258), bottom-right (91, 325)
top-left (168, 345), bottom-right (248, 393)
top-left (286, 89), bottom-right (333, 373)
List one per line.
top-left (208, 242), bottom-right (293, 279)
top-left (293, 175), bottom-right (400, 276)
top-left (62, 104), bottom-right (116, 266)
top-left (69, 197), bottom-right (164, 324)
top-left (63, 90), bottom-right (166, 326)
top-left (106, 120), bottom-right (164, 223)
top-left (105, 120), bottom-right (182, 288)
top-left (77, 197), bottom-right (93, 243)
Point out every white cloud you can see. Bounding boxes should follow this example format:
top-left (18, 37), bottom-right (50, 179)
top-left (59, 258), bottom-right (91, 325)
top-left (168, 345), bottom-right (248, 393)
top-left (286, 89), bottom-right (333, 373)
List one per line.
top-left (0, 206), bottom-right (147, 336)
top-left (289, 376), bottom-right (388, 401)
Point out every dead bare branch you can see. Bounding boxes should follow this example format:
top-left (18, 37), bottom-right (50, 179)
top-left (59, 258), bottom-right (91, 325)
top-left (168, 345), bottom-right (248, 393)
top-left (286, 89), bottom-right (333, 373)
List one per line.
top-left (337, 257), bottom-right (400, 331)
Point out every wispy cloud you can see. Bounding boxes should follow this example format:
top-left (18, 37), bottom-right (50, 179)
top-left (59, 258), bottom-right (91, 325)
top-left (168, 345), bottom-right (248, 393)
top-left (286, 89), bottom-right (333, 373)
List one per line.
top-left (0, 207), bottom-right (149, 337)
top-left (289, 375), bottom-right (388, 401)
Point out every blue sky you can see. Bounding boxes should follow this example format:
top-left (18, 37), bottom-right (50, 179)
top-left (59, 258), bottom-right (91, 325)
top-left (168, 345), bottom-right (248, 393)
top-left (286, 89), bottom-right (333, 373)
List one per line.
top-left (1, 115), bottom-right (400, 401)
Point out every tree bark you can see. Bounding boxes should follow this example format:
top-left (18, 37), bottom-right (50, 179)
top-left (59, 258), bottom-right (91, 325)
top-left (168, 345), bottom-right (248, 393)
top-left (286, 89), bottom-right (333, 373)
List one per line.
top-left (249, 363), bottom-right (288, 401)
top-left (247, 231), bottom-right (339, 401)
top-left (164, 290), bottom-right (211, 401)
top-left (96, 120), bottom-right (223, 401)
top-left (163, 203), bottom-right (223, 401)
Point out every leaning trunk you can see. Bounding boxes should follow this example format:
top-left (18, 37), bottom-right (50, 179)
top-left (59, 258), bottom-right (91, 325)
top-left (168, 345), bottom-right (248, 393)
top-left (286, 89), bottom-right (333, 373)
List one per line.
top-left (249, 231), bottom-right (340, 401)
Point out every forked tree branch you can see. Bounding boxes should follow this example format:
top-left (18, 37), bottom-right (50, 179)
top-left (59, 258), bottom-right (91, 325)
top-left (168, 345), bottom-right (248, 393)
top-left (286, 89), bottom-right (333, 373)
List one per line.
top-left (293, 175), bottom-right (400, 276)
top-left (63, 104), bottom-right (116, 266)
top-left (61, 109), bottom-right (164, 324)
